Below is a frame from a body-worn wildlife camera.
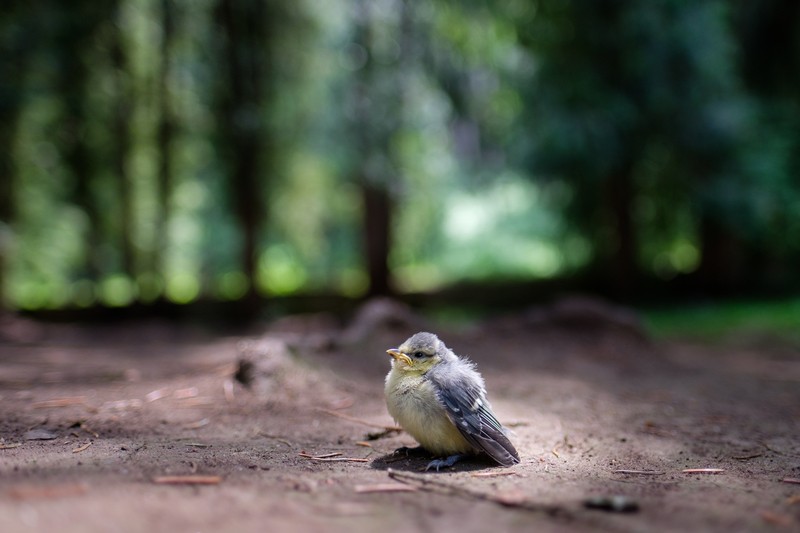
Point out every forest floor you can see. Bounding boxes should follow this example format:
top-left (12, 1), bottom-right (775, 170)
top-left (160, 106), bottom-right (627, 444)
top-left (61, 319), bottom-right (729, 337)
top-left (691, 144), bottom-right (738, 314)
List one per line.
top-left (1, 298), bottom-right (799, 533)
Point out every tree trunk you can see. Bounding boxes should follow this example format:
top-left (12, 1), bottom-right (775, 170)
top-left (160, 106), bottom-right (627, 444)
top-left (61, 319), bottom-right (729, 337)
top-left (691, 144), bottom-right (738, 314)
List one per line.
top-left (61, 57), bottom-right (99, 279)
top-left (0, 2), bottom-right (31, 307)
top-left (57, 5), bottom-right (106, 281)
top-left (696, 216), bottom-right (743, 294)
top-left (216, 0), bottom-right (268, 302)
top-left (155, 0), bottom-right (176, 285)
top-left (351, 0), bottom-right (408, 297)
top-left (362, 183), bottom-right (392, 296)
top-left (112, 22), bottom-right (135, 280)
top-left (605, 166), bottom-right (637, 299)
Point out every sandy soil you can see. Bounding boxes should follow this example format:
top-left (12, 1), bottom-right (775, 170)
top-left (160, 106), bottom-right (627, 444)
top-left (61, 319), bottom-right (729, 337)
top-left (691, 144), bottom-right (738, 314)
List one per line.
top-left (1, 307), bottom-right (799, 532)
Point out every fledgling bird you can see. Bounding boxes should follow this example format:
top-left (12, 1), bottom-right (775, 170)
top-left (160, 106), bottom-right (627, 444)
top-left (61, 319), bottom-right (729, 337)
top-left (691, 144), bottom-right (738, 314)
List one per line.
top-left (384, 332), bottom-right (520, 470)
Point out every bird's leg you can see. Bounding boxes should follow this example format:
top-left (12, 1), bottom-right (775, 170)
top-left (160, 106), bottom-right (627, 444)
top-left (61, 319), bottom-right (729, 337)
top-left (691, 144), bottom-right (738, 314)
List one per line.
top-left (425, 454), bottom-right (468, 471)
top-left (393, 445), bottom-right (427, 457)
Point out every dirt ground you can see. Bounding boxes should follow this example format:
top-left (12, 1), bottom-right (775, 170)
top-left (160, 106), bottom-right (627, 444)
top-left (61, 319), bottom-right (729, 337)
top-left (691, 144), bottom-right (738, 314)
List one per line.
top-left (1, 301), bottom-right (799, 532)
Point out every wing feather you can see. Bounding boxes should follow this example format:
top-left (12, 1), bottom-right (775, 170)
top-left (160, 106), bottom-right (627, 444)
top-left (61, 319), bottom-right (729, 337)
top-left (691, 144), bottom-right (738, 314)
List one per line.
top-left (430, 372), bottom-right (520, 466)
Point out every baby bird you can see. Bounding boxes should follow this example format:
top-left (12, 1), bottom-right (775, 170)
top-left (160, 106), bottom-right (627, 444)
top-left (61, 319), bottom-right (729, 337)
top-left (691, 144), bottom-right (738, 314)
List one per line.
top-left (384, 332), bottom-right (520, 470)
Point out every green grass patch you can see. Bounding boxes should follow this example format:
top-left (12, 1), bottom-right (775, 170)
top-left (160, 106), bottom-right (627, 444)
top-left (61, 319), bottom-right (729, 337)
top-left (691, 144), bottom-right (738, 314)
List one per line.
top-left (643, 298), bottom-right (800, 339)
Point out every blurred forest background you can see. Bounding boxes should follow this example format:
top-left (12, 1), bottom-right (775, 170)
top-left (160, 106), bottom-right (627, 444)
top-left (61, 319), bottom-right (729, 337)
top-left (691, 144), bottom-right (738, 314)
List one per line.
top-left (1, 0), bottom-right (799, 320)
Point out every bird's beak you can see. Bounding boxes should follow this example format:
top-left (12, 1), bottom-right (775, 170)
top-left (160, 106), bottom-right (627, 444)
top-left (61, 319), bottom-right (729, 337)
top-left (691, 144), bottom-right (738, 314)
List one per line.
top-left (386, 348), bottom-right (413, 367)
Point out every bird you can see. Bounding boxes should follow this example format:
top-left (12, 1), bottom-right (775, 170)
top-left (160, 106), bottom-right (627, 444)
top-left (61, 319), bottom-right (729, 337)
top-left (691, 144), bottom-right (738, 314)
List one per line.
top-left (384, 331), bottom-right (520, 471)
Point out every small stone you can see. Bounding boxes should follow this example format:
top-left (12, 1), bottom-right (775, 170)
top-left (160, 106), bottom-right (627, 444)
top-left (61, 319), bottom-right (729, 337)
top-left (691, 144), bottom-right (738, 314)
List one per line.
top-left (24, 429), bottom-right (58, 441)
top-left (584, 495), bottom-right (640, 513)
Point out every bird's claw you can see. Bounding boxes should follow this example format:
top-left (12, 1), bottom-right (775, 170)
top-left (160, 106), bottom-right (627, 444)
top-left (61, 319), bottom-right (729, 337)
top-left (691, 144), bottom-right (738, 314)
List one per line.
top-left (393, 445), bottom-right (425, 457)
top-left (425, 454), bottom-right (466, 471)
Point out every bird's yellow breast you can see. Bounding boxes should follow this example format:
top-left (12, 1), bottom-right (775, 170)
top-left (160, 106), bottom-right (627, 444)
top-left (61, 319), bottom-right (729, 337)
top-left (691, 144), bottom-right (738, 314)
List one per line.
top-left (385, 369), bottom-right (473, 456)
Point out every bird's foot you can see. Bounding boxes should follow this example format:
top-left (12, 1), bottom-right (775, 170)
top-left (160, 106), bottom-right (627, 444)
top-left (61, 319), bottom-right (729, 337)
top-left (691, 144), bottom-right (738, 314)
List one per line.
top-left (392, 445), bottom-right (426, 457)
top-left (425, 454), bottom-right (467, 472)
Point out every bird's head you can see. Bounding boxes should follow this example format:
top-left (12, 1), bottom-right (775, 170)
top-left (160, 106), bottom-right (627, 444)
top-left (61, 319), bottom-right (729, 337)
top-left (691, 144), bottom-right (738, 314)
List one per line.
top-left (386, 332), bottom-right (447, 375)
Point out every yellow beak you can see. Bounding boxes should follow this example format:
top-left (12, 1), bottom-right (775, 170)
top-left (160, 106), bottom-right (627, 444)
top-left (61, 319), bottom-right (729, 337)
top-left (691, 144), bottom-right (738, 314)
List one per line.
top-left (386, 348), bottom-right (413, 367)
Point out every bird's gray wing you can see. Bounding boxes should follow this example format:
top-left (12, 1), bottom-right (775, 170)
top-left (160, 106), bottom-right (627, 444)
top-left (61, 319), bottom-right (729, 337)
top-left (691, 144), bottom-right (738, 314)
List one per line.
top-left (429, 372), bottom-right (520, 466)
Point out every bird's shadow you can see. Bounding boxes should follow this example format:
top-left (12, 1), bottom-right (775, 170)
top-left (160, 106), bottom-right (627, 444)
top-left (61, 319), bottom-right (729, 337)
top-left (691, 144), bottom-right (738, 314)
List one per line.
top-left (370, 450), bottom-right (499, 473)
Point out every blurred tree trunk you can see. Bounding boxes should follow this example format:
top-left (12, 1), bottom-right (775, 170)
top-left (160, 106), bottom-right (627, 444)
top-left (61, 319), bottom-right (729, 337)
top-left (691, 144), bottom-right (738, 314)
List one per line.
top-left (0, 1), bottom-right (31, 307)
top-left (737, 0), bottom-right (800, 292)
top-left (738, 0), bottom-right (800, 99)
top-left (351, 0), bottom-right (412, 297)
top-left (155, 0), bottom-right (176, 283)
top-left (112, 14), bottom-right (135, 279)
top-left (696, 217), bottom-right (743, 294)
top-left (216, 0), bottom-right (270, 302)
top-left (0, 119), bottom-right (11, 304)
top-left (57, 6), bottom-right (101, 280)
top-left (605, 165), bottom-right (637, 299)
top-left (362, 183), bottom-right (392, 296)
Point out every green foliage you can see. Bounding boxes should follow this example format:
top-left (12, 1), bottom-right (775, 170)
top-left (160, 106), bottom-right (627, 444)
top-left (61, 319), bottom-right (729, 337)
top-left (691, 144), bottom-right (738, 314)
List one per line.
top-left (645, 298), bottom-right (800, 340)
top-left (1, 0), bottom-right (800, 310)
top-left (520, 0), bottom-right (750, 275)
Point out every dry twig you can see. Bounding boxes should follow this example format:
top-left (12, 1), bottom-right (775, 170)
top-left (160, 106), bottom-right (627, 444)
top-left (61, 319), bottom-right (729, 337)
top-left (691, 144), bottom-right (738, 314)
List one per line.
top-left (470, 471), bottom-right (518, 478)
top-left (72, 442), bottom-right (92, 453)
top-left (298, 452), bottom-right (368, 463)
top-left (682, 468), bottom-right (724, 474)
top-left (550, 440), bottom-right (561, 458)
top-left (732, 453), bottom-right (763, 461)
top-left (32, 397), bottom-right (88, 409)
top-left (354, 483), bottom-right (417, 494)
top-left (550, 436), bottom-right (571, 459)
top-left (316, 408), bottom-right (402, 432)
top-left (0, 442), bottom-right (22, 450)
top-left (152, 475), bottom-right (222, 485)
top-left (328, 397), bottom-right (355, 410)
top-left (386, 469), bottom-right (570, 517)
top-left (8, 483), bottom-right (88, 500)
top-left (180, 398), bottom-right (215, 407)
top-left (781, 478), bottom-right (800, 485)
top-left (613, 470), bottom-right (665, 475)
top-left (366, 428), bottom-right (402, 441)
top-left (145, 389), bottom-right (169, 402)
top-left (304, 452), bottom-right (342, 459)
top-left (382, 454), bottom-right (414, 464)
top-left (761, 511), bottom-right (792, 527)
top-left (223, 379), bottom-right (235, 403)
top-left (183, 418), bottom-right (209, 429)
top-left (257, 432), bottom-right (293, 447)
top-left (80, 422), bottom-right (99, 438)
top-left (173, 387), bottom-right (199, 399)
top-left (759, 441), bottom-right (800, 458)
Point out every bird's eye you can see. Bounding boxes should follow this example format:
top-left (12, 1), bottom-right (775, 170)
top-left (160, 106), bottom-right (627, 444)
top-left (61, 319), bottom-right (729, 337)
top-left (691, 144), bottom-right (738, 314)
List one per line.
top-left (413, 351), bottom-right (426, 359)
